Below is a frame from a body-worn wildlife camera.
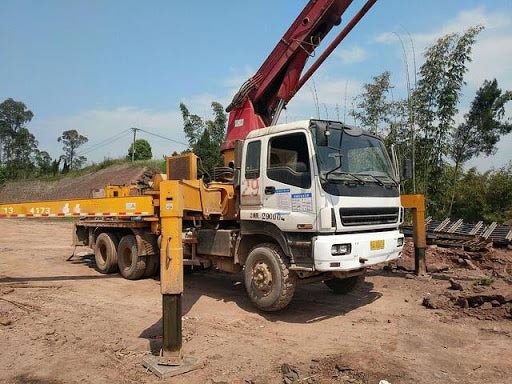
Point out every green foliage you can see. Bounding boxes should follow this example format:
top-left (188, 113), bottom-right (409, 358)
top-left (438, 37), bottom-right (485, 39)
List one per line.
top-left (451, 79), bottom-right (512, 166)
top-left (0, 98), bottom-right (39, 179)
top-left (349, 26), bottom-right (512, 222)
top-left (58, 129), bottom-right (88, 170)
top-left (447, 79), bottom-right (512, 215)
top-left (351, 71), bottom-right (392, 136)
top-left (180, 101), bottom-right (227, 172)
top-left (413, 26), bottom-right (484, 202)
top-left (0, 166), bottom-right (5, 185)
top-left (473, 278), bottom-right (494, 287)
top-left (35, 150), bottom-right (53, 177)
top-left (127, 139), bottom-right (152, 161)
top-left (451, 164), bottom-right (512, 223)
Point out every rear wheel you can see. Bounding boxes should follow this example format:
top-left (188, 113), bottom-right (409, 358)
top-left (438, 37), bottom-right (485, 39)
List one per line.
top-left (117, 235), bottom-right (147, 280)
top-left (143, 254), bottom-right (159, 278)
top-left (324, 275), bottom-right (364, 294)
top-left (94, 233), bottom-right (119, 274)
top-left (244, 243), bottom-right (297, 312)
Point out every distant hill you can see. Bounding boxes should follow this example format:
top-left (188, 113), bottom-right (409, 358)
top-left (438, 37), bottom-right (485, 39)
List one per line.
top-left (0, 162), bottom-right (160, 203)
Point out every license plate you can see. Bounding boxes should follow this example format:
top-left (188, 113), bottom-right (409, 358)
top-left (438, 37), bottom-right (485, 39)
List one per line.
top-left (370, 240), bottom-right (384, 251)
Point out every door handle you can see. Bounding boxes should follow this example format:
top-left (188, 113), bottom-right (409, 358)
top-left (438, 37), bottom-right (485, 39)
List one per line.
top-left (265, 186), bottom-right (276, 195)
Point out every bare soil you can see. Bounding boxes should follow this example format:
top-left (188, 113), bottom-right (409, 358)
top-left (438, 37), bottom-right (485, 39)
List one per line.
top-left (1, 220), bottom-right (511, 384)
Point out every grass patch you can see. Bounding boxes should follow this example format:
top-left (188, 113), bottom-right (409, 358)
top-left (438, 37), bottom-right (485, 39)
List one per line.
top-left (2, 158), bottom-right (166, 184)
top-left (473, 278), bottom-right (495, 287)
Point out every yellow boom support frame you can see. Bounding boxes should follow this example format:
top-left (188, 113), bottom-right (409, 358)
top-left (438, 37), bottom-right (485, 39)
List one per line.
top-left (0, 196), bottom-right (154, 218)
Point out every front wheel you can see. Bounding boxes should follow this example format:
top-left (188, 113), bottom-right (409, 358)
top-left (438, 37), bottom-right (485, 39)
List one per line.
top-left (244, 243), bottom-right (297, 312)
top-left (324, 275), bottom-right (365, 294)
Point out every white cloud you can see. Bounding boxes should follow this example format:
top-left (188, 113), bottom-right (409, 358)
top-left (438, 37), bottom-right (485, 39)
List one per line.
top-left (281, 76), bottom-right (362, 124)
top-left (376, 7), bottom-right (511, 49)
top-left (374, 32), bottom-right (395, 44)
top-left (335, 46), bottom-right (368, 64)
top-left (466, 33), bottom-right (512, 89)
top-left (32, 106), bottom-right (186, 163)
top-left (221, 66), bottom-right (254, 89)
top-left (375, 6), bottom-right (512, 170)
top-left (408, 7), bottom-right (512, 89)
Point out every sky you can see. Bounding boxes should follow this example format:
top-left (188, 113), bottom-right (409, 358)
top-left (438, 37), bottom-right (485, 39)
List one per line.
top-left (1, 0), bottom-right (511, 171)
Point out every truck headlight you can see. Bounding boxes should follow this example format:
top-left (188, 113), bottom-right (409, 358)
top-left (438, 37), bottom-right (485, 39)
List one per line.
top-left (331, 243), bottom-right (351, 256)
top-left (397, 237), bottom-right (404, 247)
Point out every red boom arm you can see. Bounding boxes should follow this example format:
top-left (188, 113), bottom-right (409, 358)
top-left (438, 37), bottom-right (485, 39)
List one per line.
top-left (222, 0), bottom-right (377, 153)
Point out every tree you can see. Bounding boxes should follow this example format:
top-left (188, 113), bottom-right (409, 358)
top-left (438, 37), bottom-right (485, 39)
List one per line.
top-left (413, 25), bottom-right (484, 214)
top-left (451, 164), bottom-right (512, 223)
top-left (0, 98), bottom-right (38, 179)
top-left (484, 164), bottom-right (512, 222)
top-left (127, 139), bottom-right (152, 161)
top-left (180, 101), bottom-right (227, 172)
top-left (35, 150), bottom-right (53, 176)
top-left (447, 79), bottom-right (512, 214)
top-left (351, 71), bottom-right (392, 136)
top-left (58, 129), bottom-right (88, 170)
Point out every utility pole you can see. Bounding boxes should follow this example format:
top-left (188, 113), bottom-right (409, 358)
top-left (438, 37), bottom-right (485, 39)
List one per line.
top-left (131, 128), bottom-right (138, 162)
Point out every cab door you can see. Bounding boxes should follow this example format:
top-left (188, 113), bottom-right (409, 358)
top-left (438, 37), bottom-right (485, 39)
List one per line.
top-left (240, 139), bottom-right (263, 208)
top-left (262, 131), bottom-right (316, 232)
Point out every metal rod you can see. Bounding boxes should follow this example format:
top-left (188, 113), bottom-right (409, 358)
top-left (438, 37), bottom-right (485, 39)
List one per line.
top-left (160, 294), bottom-right (183, 365)
top-left (295, 0), bottom-right (378, 95)
top-left (271, 98), bottom-right (285, 126)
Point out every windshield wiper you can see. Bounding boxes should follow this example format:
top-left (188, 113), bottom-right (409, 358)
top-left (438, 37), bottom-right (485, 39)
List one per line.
top-left (357, 173), bottom-right (385, 186)
top-left (358, 173), bottom-right (398, 187)
top-left (324, 171), bottom-right (366, 185)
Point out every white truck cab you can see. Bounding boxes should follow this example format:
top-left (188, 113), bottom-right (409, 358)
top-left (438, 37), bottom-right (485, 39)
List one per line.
top-left (237, 119), bottom-right (404, 310)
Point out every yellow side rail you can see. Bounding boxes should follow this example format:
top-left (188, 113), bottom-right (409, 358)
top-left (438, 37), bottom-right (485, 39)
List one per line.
top-left (0, 196), bottom-right (155, 218)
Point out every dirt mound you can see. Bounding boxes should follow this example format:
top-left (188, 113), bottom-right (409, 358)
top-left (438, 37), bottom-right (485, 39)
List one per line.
top-left (389, 240), bottom-right (512, 320)
top-left (421, 277), bottom-right (512, 320)
top-left (395, 241), bottom-right (512, 279)
top-left (0, 163), bottom-right (155, 203)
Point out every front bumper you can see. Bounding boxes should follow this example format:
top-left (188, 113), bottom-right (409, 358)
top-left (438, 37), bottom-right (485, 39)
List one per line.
top-left (313, 230), bottom-right (403, 272)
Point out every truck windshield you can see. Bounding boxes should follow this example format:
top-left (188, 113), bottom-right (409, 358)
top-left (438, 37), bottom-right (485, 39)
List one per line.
top-left (314, 127), bottom-right (396, 185)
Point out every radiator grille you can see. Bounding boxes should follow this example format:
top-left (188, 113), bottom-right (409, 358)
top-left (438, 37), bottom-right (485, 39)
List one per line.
top-left (340, 207), bottom-right (399, 226)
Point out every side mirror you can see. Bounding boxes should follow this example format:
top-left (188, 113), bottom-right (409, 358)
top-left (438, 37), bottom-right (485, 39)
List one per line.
top-left (313, 122), bottom-right (330, 147)
top-left (401, 159), bottom-right (413, 180)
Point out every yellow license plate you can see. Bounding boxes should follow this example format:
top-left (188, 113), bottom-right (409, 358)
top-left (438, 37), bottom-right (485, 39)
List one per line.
top-left (370, 240), bottom-right (385, 251)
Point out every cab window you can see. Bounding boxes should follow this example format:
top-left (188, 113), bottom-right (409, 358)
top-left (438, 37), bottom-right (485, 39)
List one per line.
top-left (267, 133), bottom-right (311, 188)
top-left (245, 140), bottom-right (261, 179)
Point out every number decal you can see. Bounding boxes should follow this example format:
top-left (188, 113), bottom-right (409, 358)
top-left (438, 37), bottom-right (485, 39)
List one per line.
top-left (29, 207), bottom-right (51, 214)
top-left (242, 178), bottom-right (260, 196)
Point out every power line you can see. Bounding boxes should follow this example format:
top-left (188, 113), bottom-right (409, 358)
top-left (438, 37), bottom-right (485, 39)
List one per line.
top-left (77, 129), bottom-right (131, 156)
top-left (136, 128), bottom-right (188, 146)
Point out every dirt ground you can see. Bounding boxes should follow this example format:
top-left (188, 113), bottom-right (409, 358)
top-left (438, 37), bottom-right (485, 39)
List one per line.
top-left (1, 220), bottom-right (511, 384)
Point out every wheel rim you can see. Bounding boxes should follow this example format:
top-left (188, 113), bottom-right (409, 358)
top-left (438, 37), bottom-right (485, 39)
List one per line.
top-left (251, 260), bottom-right (273, 296)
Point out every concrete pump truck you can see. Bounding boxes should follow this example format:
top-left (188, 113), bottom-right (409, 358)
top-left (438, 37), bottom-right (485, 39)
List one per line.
top-left (1, 0), bottom-right (407, 367)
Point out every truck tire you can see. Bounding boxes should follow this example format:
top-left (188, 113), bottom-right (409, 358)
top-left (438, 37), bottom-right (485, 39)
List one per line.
top-left (143, 255), bottom-right (159, 278)
top-left (117, 235), bottom-right (147, 280)
top-left (324, 275), bottom-right (364, 294)
top-left (94, 233), bottom-right (119, 274)
top-left (244, 243), bottom-right (297, 312)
